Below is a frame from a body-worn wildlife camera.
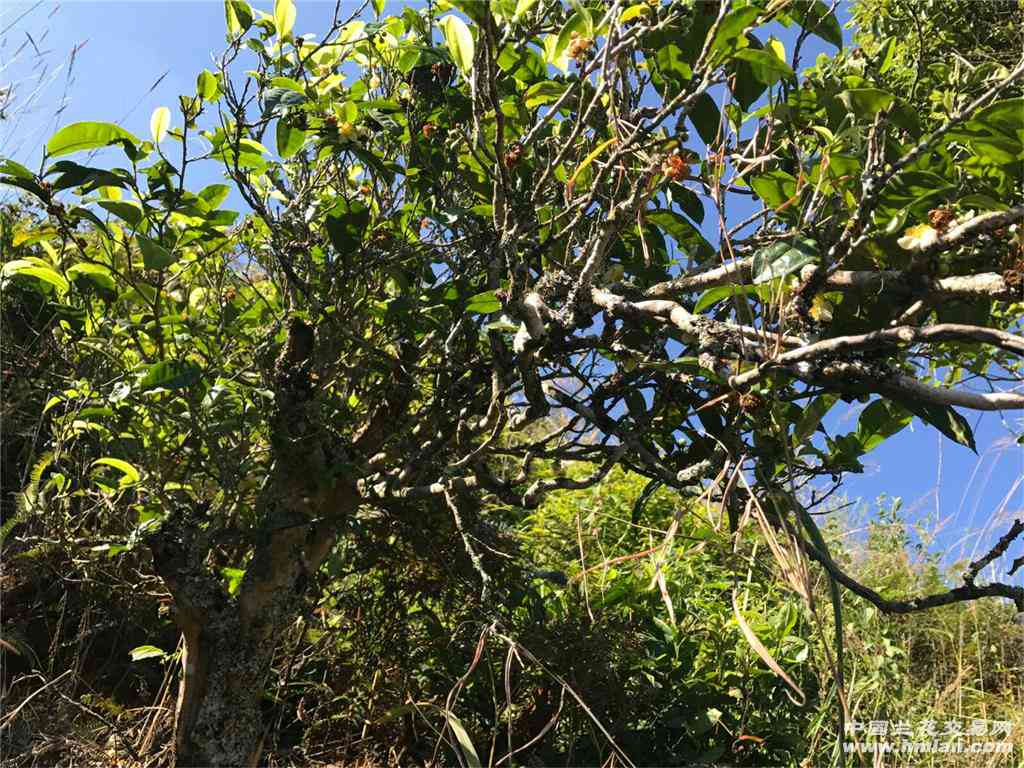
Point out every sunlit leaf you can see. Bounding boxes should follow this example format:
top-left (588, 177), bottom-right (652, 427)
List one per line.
top-left (46, 122), bottom-right (139, 159)
top-left (150, 107), bottom-right (171, 143)
top-left (196, 70), bottom-right (219, 101)
top-left (466, 290), bottom-right (501, 314)
top-left (129, 645), bottom-right (166, 661)
top-left (440, 15), bottom-right (475, 74)
top-left (92, 458), bottom-right (142, 486)
top-left (1, 260), bottom-right (69, 294)
top-left (513, 0), bottom-right (540, 22)
top-left (224, 0), bottom-right (253, 37)
top-left (274, 0), bottom-right (296, 39)
top-left (750, 169), bottom-right (797, 210)
top-left (856, 399), bottom-right (911, 453)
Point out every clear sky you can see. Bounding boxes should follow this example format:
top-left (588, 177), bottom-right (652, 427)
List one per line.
top-left (2, 0), bottom-right (1021, 584)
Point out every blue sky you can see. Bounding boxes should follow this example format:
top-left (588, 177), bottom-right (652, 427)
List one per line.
top-left (2, 1), bottom-right (1021, 583)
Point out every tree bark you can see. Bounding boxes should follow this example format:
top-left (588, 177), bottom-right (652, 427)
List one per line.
top-left (148, 317), bottom-right (410, 766)
top-left (150, 482), bottom-right (356, 766)
top-left (147, 318), bottom-right (364, 766)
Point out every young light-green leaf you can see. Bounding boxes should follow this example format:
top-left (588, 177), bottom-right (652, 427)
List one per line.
top-left (150, 106), bottom-right (171, 143)
top-left (198, 183), bottom-right (231, 209)
top-left (46, 122), bottom-right (139, 159)
top-left (92, 458), bottom-right (142, 486)
top-left (1, 260), bottom-right (70, 294)
top-left (465, 290), bottom-right (502, 314)
top-left (129, 645), bottom-right (166, 662)
top-left (440, 15), bottom-right (475, 74)
top-left (224, 0), bottom-right (253, 37)
top-left (274, 0), bottom-right (296, 39)
top-left (196, 70), bottom-right (219, 101)
top-left (513, 0), bottom-right (540, 22)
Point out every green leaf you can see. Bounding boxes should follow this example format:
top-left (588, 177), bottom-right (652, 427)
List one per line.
top-left (46, 122), bottom-right (140, 159)
top-left (734, 49), bottom-right (794, 87)
top-left (465, 290), bottom-right (501, 314)
top-left (512, 0), bottom-right (540, 22)
top-left (794, 394), bottom-right (838, 443)
top-left (92, 458), bottom-right (141, 486)
top-left (645, 210), bottom-right (714, 262)
top-left (440, 15), bottom-right (475, 74)
top-left (620, 4), bottom-right (651, 24)
top-left (653, 44), bottom-right (693, 93)
top-left (0, 159), bottom-right (35, 180)
top-left (856, 399), bottom-right (912, 453)
top-left (750, 169), bottom-right (797, 210)
top-left (220, 567), bottom-right (246, 596)
top-left (225, 0), bottom-right (253, 37)
top-left (899, 400), bottom-right (977, 452)
top-left (524, 81), bottom-right (567, 110)
top-left (652, 616), bottom-right (676, 644)
top-left (98, 200), bottom-right (145, 228)
top-left (448, 0), bottom-right (490, 25)
top-left (276, 120), bottom-right (306, 158)
top-left (709, 6), bottom-right (761, 61)
top-left (129, 645), bottom-right (166, 662)
top-left (325, 198), bottom-right (370, 255)
top-left (751, 238), bottom-right (818, 284)
top-left (838, 89), bottom-right (894, 119)
top-left (444, 710), bottom-right (482, 768)
top-left (877, 37), bottom-right (897, 74)
top-left (274, 0), bottom-right (296, 38)
top-left (68, 263), bottom-right (117, 294)
top-left (138, 236), bottom-right (177, 270)
top-left (688, 92), bottom-right (721, 146)
top-left (568, 137), bottom-right (616, 191)
top-left (140, 360), bottom-right (202, 391)
top-left (790, 1), bottom-right (842, 48)
top-left (693, 284), bottom-right (760, 314)
top-left (198, 183), bottom-right (231, 209)
top-left (1, 260), bottom-right (69, 294)
top-left (672, 186), bottom-right (705, 224)
top-left (215, 138), bottom-right (269, 170)
top-left (150, 106), bottom-right (171, 143)
top-left (967, 98), bottom-right (1024, 143)
top-left (196, 70), bottom-right (219, 101)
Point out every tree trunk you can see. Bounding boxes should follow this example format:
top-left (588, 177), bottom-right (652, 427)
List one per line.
top-left (150, 489), bottom-right (354, 767)
top-left (171, 608), bottom-right (267, 767)
top-left (147, 319), bottom-right (405, 766)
